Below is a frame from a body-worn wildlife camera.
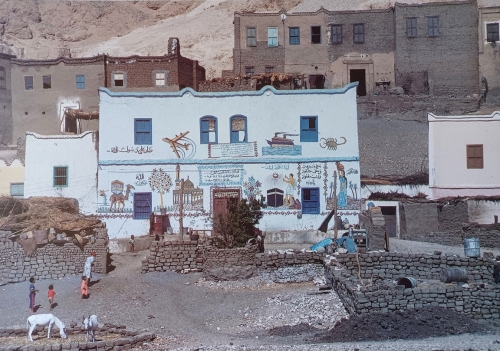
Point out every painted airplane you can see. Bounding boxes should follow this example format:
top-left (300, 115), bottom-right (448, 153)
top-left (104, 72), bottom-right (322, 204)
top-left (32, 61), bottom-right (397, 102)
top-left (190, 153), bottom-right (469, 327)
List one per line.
top-left (162, 131), bottom-right (190, 158)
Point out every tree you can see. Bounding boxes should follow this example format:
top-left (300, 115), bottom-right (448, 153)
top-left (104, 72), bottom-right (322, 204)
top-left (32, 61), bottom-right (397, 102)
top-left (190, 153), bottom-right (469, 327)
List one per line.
top-left (212, 198), bottom-right (264, 248)
top-left (148, 168), bottom-right (172, 209)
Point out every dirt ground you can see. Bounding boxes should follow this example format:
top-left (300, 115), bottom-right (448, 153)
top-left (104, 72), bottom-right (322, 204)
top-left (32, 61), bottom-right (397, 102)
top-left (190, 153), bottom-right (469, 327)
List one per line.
top-left (0, 240), bottom-right (499, 351)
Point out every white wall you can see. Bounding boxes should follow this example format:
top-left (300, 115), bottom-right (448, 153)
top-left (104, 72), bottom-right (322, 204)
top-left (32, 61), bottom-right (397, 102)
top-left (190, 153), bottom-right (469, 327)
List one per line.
top-left (428, 112), bottom-right (500, 199)
top-left (98, 84), bottom-right (362, 239)
top-left (24, 131), bottom-right (98, 214)
top-left (468, 200), bottom-right (500, 224)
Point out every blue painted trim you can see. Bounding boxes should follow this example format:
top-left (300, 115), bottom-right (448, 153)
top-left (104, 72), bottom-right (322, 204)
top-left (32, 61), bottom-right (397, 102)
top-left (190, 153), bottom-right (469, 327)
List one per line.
top-left (98, 82), bottom-right (359, 99)
top-left (98, 156), bottom-right (359, 166)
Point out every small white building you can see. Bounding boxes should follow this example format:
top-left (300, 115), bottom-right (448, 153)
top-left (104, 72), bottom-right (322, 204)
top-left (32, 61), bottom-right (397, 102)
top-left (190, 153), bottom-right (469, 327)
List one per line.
top-left (97, 84), bottom-right (361, 240)
top-left (428, 111), bottom-right (500, 199)
top-left (24, 131), bottom-right (98, 214)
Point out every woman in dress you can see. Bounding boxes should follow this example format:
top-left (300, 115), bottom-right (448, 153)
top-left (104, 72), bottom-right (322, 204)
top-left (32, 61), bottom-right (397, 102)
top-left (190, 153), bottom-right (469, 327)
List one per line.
top-left (83, 251), bottom-right (96, 284)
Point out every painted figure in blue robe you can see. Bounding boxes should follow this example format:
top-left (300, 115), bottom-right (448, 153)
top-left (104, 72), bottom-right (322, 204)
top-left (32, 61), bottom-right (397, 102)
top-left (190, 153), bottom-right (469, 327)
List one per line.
top-left (336, 162), bottom-right (348, 209)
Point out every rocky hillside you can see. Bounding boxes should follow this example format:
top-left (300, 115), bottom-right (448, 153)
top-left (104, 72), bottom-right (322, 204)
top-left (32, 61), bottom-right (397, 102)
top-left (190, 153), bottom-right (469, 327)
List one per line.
top-left (0, 0), bottom-right (495, 78)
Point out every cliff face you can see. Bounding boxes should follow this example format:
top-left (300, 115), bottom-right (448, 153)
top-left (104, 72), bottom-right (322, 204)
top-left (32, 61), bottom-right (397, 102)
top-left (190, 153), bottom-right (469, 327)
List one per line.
top-left (0, 0), bottom-right (302, 78)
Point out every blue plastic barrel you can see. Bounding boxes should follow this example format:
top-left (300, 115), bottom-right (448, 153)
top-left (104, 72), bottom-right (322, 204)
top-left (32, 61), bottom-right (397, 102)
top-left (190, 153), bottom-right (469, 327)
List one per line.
top-left (464, 238), bottom-right (480, 258)
top-left (310, 237), bottom-right (333, 251)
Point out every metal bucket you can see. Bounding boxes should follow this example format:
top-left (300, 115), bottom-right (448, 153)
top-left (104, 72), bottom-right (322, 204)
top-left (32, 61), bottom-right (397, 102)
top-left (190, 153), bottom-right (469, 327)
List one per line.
top-left (464, 238), bottom-right (480, 258)
top-left (397, 277), bottom-right (417, 288)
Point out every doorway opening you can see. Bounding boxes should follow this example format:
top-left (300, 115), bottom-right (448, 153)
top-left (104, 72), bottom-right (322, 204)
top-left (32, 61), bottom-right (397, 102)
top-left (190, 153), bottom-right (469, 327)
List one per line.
top-left (350, 69), bottom-right (366, 96)
top-left (380, 206), bottom-right (397, 238)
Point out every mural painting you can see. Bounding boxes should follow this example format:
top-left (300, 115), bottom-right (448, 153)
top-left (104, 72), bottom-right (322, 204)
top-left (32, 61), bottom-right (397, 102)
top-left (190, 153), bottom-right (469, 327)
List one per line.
top-left (107, 146), bottom-right (153, 154)
top-left (262, 132), bottom-right (302, 156)
top-left (208, 142), bottom-right (258, 158)
top-left (172, 176), bottom-right (204, 211)
top-left (148, 168), bottom-right (173, 210)
top-left (198, 164), bottom-right (244, 187)
top-left (134, 173), bottom-right (148, 186)
top-left (319, 136), bottom-right (347, 151)
top-left (326, 162), bottom-right (361, 211)
top-left (104, 180), bottom-right (135, 212)
top-left (162, 131), bottom-right (196, 159)
top-left (243, 176), bottom-right (262, 203)
top-left (261, 169), bottom-right (301, 210)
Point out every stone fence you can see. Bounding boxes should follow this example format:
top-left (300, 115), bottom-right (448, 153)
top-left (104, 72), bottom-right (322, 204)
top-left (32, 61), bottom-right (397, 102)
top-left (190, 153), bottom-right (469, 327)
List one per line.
top-left (326, 252), bottom-right (500, 320)
top-left (0, 322), bottom-right (155, 351)
top-left (141, 240), bottom-right (325, 282)
top-left (0, 228), bottom-right (108, 286)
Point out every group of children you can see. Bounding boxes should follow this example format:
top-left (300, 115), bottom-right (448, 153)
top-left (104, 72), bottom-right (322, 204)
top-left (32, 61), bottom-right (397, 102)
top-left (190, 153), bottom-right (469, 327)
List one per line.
top-left (29, 251), bottom-right (97, 314)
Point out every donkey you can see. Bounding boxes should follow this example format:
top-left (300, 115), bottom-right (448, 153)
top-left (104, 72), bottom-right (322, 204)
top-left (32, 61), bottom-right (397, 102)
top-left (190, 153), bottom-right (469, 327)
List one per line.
top-left (27, 313), bottom-right (67, 342)
top-left (83, 314), bottom-right (98, 342)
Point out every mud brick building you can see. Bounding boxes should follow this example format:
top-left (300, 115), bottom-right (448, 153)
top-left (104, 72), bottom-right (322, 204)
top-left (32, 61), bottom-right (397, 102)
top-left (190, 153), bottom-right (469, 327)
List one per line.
top-left (0, 53), bottom-right (15, 146)
top-left (5, 38), bottom-right (205, 145)
top-left (231, 0), bottom-right (480, 97)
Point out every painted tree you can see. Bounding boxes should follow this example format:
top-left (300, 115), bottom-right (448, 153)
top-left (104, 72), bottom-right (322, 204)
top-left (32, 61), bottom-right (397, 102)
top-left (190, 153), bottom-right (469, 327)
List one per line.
top-left (148, 168), bottom-right (173, 208)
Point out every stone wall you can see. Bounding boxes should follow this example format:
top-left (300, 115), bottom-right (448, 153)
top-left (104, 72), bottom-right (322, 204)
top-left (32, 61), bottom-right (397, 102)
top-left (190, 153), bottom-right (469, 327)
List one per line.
top-left (0, 322), bottom-right (155, 351)
top-left (141, 240), bottom-right (325, 282)
top-left (359, 208), bottom-right (386, 251)
top-left (465, 224), bottom-right (500, 248)
top-left (140, 239), bottom-right (202, 274)
top-left (326, 252), bottom-right (500, 320)
top-left (0, 227), bottom-right (108, 286)
top-left (402, 203), bottom-right (439, 241)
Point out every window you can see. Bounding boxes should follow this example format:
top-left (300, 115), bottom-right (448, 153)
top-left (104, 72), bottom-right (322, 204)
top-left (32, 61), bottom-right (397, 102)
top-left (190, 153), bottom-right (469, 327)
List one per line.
top-left (406, 18), bottom-right (417, 38)
top-left (43, 75), bottom-right (51, 89)
top-left (467, 144), bottom-right (483, 169)
top-left (53, 167), bottom-right (68, 187)
top-left (10, 183), bottom-right (24, 198)
top-left (134, 192), bottom-right (152, 219)
top-left (76, 75), bottom-right (85, 89)
top-left (113, 72), bottom-right (125, 87)
top-left (0, 66), bottom-right (5, 89)
top-left (134, 118), bottom-right (152, 145)
top-left (200, 116), bottom-right (218, 144)
top-left (300, 116), bottom-right (318, 142)
top-left (230, 115), bottom-right (247, 143)
top-left (245, 66), bottom-right (255, 77)
top-left (24, 76), bottom-right (33, 90)
top-left (353, 24), bottom-right (365, 43)
top-left (265, 66), bottom-right (274, 73)
top-left (155, 72), bottom-right (166, 86)
top-left (268, 27), bottom-right (278, 47)
top-left (301, 188), bottom-right (320, 214)
top-left (247, 27), bottom-right (256, 47)
top-left (311, 26), bottom-right (321, 44)
top-left (289, 27), bottom-right (300, 45)
top-left (487, 23), bottom-right (499, 42)
top-left (427, 16), bottom-right (439, 37)
top-left (331, 25), bottom-right (342, 44)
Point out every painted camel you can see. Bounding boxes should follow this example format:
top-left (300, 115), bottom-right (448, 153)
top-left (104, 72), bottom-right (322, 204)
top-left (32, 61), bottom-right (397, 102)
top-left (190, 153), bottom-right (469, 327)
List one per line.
top-left (109, 184), bottom-right (135, 212)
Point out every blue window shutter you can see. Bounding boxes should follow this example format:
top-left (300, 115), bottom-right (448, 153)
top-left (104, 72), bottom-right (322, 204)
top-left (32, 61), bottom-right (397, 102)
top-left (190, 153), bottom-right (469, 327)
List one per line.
top-left (302, 188), bottom-right (320, 214)
top-left (135, 119), bottom-right (152, 145)
top-left (200, 119), bottom-right (209, 144)
top-left (300, 116), bottom-right (318, 142)
top-left (134, 192), bottom-right (152, 219)
top-left (230, 129), bottom-right (238, 143)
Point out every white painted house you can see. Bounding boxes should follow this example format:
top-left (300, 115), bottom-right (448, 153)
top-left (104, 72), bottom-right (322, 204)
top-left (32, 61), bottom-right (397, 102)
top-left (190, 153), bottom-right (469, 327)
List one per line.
top-left (24, 131), bottom-right (98, 214)
top-left (97, 84), bottom-right (361, 240)
top-left (428, 111), bottom-right (500, 199)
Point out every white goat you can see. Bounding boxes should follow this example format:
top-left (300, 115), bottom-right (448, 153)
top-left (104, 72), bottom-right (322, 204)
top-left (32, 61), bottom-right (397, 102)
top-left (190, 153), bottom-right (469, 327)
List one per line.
top-left (27, 313), bottom-right (67, 342)
top-left (83, 314), bottom-right (98, 342)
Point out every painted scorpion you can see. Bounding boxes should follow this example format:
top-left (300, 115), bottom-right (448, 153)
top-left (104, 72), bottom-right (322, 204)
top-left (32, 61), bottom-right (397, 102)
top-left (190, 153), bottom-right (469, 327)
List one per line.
top-left (320, 136), bottom-right (347, 150)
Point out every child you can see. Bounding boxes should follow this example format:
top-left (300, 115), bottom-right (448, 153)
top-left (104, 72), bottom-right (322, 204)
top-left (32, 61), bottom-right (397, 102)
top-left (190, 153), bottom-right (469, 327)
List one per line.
top-left (129, 235), bottom-right (135, 252)
top-left (81, 276), bottom-right (89, 299)
top-left (29, 277), bottom-right (39, 314)
top-left (47, 284), bottom-right (56, 311)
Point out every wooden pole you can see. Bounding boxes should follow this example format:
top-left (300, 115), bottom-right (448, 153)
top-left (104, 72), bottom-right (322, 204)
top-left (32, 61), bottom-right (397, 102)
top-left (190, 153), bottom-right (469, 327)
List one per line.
top-left (179, 178), bottom-right (184, 240)
top-left (333, 171), bottom-right (338, 239)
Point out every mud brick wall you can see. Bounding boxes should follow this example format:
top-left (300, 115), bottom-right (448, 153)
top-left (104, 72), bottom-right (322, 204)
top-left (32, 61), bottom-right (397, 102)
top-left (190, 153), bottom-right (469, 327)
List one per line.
top-left (0, 229), bottom-right (108, 286)
top-left (326, 252), bottom-right (499, 320)
top-left (333, 252), bottom-right (494, 283)
top-left (141, 240), bottom-right (202, 273)
top-left (359, 208), bottom-right (386, 250)
top-left (402, 203), bottom-right (439, 241)
top-left (199, 78), bottom-right (255, 92)
top-left (465, 224), bottom-right (500, 249)
top-left (234, 41), bottom-right (285, 77)
top-left (0, 322), bottom-right (155, 351)
top-left (438, 201), bottom-right (468, 232)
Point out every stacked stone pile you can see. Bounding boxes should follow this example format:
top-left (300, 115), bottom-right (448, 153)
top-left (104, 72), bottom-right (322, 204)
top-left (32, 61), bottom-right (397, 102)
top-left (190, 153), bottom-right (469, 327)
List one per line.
top-left (203, 245), bottom-right (258, 281)
top-left (0, 227), bottom-right (108, 285)
top-left (141, 239), bottom-right (201, 273)
top-left (326, 252), bottom-right (500, 320)
top-left (0, 322), bottom-right (155, 351)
